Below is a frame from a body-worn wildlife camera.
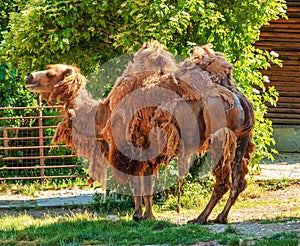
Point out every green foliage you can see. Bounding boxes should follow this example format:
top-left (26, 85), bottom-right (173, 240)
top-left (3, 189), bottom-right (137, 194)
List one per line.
top-left (0, 0), bottom-right (122, 75)
top-left (0, 64), bottom-right (37, 110)
top-left (257, 178), bottom-right (292, 191)
top-left (90, 192), bottom-right (134, 216)
top-left (253, 232), bottom-right (298, 246)
top-left (0, 1), bottom-right (35, 108)
top-left (0, 0), bottom-right (288, 167)
top-left (156, 176), bottom-right (215, 211)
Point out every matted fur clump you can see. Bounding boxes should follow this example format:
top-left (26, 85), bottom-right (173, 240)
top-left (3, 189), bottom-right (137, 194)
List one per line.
top-left (50, 72), bottom-right (88, 148)
top-left (49, 72), bottom-right (110, 187)
top-left (187, 43), bottom-right (234, 86)
top-left (187, 44), bottom-right (255, 139)
top-left (49, 73), bottom-right (87, 107)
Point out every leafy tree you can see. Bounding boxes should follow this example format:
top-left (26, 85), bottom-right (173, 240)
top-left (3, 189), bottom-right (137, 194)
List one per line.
top-left (0, 0), bottom-right (287, 166)
top-left (0, 0), bottom-right (36, 109)
top-left (0, 1), bottom-right (84, 182)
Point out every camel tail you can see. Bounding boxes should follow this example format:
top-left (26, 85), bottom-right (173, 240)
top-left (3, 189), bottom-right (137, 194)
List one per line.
top-left (236, 95), bottom-right (255, 138)
top-left (176, 177), bottom-right (183, 214)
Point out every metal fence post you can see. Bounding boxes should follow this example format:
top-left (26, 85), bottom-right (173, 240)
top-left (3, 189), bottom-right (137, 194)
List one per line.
top-left (38, 95), bottom-right (45, 178)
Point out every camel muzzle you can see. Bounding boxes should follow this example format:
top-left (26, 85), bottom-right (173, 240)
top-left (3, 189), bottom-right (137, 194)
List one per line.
top-left (25, 74), bottom-right (39, 90)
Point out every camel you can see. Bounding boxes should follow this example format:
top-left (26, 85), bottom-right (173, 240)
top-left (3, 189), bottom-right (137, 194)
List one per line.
top-left (25, 41), bottom-right (254, 224)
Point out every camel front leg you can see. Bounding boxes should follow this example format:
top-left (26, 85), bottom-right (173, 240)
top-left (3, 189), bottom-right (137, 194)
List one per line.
top-left (142, 171), bottom-right (156, 220)
top-left (143, 195), bottom-right (155, 220)
top-left (143, 168), bottom-right (155, 219)
top-left (130, 176), bottom-right (143, 221)
top-left (133, 196), bottom-right (143, 222)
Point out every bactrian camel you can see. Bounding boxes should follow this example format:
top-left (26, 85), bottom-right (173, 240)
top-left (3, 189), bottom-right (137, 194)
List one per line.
top-left (25, 41), bottom-right (254, 224)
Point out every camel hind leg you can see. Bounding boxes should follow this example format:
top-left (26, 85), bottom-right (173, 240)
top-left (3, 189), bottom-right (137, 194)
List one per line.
top-left (213, 134), bottom-right (254, 223)
top-left (189, 127), bottom-right (237, 224)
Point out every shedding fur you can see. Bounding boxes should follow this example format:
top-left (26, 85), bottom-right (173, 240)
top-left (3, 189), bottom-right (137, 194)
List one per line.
top-left (25, 40), bottom-right (255, 224)
top-left (49, 72), bottom-right (110, 188)
top-left (187, 44), bottom-right (255, 138)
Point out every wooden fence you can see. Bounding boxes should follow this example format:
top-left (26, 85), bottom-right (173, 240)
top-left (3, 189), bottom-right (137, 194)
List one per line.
top-left (256, 0), bottom-right (300, 125)
top-left (0, 97), bottom-right (86, 182)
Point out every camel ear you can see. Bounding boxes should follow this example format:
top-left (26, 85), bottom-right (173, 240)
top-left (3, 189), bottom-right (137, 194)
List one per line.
top-left (46, 64), bottom-right (55, 70)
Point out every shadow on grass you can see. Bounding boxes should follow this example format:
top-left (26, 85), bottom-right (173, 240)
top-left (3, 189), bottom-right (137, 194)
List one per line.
top-left (0, 214), bottom-right (298, 246)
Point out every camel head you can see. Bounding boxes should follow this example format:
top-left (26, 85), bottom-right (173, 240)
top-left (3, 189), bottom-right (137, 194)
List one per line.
top-left (25, 64), bottom-right (81, 100)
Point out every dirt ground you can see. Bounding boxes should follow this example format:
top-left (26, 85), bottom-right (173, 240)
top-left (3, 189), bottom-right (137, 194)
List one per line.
top-left (162, 182), bottom-right (300, 241)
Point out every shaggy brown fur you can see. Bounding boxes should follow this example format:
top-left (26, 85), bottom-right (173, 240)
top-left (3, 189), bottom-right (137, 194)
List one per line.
top-left (185, 44), bottom-right (255, 224)
top-left (187, 44), bottom-right (255, 138)
top-left (26, 65), bottom-right (110, 188)
top-left (100, 41), bottom-right (254, 223)
top-left (25, 40), bottom-right (255, 224)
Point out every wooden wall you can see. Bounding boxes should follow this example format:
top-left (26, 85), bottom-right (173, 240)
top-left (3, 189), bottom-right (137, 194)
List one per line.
top-left (255, 0), bottom-right (300, 125)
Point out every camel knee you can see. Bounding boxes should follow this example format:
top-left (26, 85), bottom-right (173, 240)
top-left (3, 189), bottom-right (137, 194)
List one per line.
top-left (213, 182), bottom-right (231, 199)
top-left (231, 178), bottom-right (247, 198)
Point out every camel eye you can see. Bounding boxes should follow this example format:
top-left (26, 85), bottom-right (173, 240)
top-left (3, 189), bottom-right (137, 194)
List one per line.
top-left (46, 72), bottom-right (53, 78)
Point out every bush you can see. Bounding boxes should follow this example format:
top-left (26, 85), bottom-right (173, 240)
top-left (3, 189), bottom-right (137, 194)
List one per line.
top-left (0, 0), bottom-right (287, 168)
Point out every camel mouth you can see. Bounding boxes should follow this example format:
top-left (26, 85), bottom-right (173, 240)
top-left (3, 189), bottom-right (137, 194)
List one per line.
top-left (25, 82), bottom-right (39, 91)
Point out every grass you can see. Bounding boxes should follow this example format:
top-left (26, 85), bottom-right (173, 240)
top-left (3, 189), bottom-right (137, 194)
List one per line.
top-left (0, 177), bottom-right (299, 245)
top-left (0, 212), bottom-right (297, 246)
top-left (0, 213), bottom-right (230, 245)
top-left (252, 232), bottom-right (298, 246)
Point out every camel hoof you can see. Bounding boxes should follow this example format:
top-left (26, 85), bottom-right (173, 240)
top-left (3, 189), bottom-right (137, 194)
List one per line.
top-left (187, 218), bottom-right (207, 225)
top-left (212, 217), bottom-right (228, 224)
top-left (86, 177), bottom-right (95, 187)
top-left (133, 214), bottom-right (142, 222)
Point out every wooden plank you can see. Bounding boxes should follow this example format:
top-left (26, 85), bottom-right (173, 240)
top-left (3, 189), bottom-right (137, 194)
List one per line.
top-left (279, 54), bottom-right (300, 60)
top-left (259, 37), bottom-right (300, 43)
top-left (271, 103), bottom-right (300, 109)
top-left (266, 65), bottom-right (300, 72)
top-left (268, 82), bottom-right (300, 87)
top-left (263, 76), bottom-right (300, 83)
top-left (268, 18), bottom-right (300, 24)
top-left (272, 51), bottom-right (300, 60)
top-left (288, 0), bottom-right (300, 4)
top-left (265, 23), bottom-right (300, 29)
top-left (286, 7), bottom-right (300, 13)
top-left (287, 13), bottom-right (300, 18)
top-left (261, 70), bottom-right (300, 77)
top-left (268, 107), bottom-right (300, 114)
top-left (255, 41), bottom-right (300, 48)
top-left (260, 32), bottom-right (300, 39)
top-left (278, 91), bottom-right (300, 97)
top-left (266, 113), bottom-right (300, 119)
top-left (267, 85), bottom-right (300, 93)
top-left (269, 118), bottom-right (300, 125)
top-left (282, 60), bottom-right (300, 66)
top-left (261, 27), bottom-right (300, 33)
top-left (278, 97), bottom-right (300, 103)
top-left (256, 46), bottom-right (300, 52)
